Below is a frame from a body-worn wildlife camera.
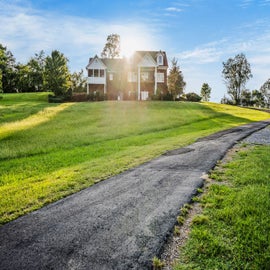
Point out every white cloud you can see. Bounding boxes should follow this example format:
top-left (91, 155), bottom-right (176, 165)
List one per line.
top-left (240, 0), bottom-right (254, 8)
top-left (177, 40), bottom-right (227, 64)
top-left (172, 22), bottom-right (270, 101)
top-left (165, 7), bottom-right (183, 12)
top-left (260, 0), bottom-right (270, 6)
top-left (180, 47), bottom-right (221, 64)
top-left (172, 1), bottom-right (191, 8)
top-left (0, 1), bottom-right (162, 71)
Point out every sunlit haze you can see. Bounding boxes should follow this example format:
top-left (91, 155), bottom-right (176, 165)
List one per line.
top-left (121, 34), bottom-right (154, 58)
top-left (1, 0), bottom-right (270, 102)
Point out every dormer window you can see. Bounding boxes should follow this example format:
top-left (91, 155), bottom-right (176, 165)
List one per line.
top-left (157, 54), bottom-right (163, 65)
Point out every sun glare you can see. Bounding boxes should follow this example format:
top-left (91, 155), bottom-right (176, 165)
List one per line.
top-left (121, 35), bottom-right (151, 58)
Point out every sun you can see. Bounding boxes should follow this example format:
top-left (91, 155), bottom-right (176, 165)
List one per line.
top-left (121, 34), bottom-right (151, 58)
top-left (121, 38), bottom-right (139, 58)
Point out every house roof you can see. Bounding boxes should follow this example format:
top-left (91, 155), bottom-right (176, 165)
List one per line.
top-left (101, 58), bottom-right (124, 72)
top-left (87, 55), bottom-right (107, 69)
top-left (86, 51), bottom-right (168, 71)
top-left (132, 51), bottom-right (168, 67)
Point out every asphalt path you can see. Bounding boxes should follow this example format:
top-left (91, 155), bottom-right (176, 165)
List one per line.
top-left (1, 120), bottom-right (269, 270)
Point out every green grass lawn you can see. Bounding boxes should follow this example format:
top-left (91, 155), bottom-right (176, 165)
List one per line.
top-left (0, 93), bottom-right (269, 225)
top-left (174, 145), bottom-right (270, 270)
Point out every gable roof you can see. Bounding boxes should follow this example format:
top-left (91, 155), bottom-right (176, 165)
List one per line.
top-left (86, 51), bottom-right (168, 71)
top-left (102, 58), bottom-right (124, 72)
top-left (132, 51), bottom-right (168, 67)
top-left (137, 52), bottom-right (157, 67)
top-left (86, 55), bottom-right (107, 69)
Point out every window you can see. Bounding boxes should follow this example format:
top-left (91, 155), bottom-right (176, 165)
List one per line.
top-left (128, 72), bottom-right (137, 82)
top-left (88, 69), bottom-right (94, 77)
top-left (157, 72), bottom-right (164, 83)
top-left (141, 72), bottom-right (149, 81)
top-left (94, 69), bottom-right (99, 77)
top-left (109, 73), bottom-right (113, 81)
top-left (100, 69), bottom-right (105, 77)
top-left (157, 55), bottom-right (163, 65)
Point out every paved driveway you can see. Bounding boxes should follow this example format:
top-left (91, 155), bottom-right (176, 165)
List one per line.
top-left (0, 120), bottom-right (269, 270)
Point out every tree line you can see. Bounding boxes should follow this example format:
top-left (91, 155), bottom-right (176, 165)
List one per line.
top-left (1, 37), bottom-right (269, 106)
top-left (0, 44), bottom-right (86, 96)
top-left (222, 53), bottom-right (270, 107)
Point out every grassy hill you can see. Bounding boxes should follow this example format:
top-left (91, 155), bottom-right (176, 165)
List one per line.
top-left (0, 93), bottom-right (269, 224)
top-left (174, 145), bottom-right (270, 270)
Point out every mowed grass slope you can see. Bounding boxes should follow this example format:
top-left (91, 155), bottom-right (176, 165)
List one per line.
top-left (0, 93), bottom-right (269, 224)
top-left (174, 145), bottom-right (270, 270)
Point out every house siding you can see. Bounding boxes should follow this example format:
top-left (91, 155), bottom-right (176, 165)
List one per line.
top-left (86, 51), bottom-right (168, 100)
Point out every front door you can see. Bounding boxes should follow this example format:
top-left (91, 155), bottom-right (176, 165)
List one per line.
top-left (141, 91), bottom-right (149, 101)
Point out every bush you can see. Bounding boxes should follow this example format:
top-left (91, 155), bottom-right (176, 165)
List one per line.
top-left (50, 92), bottom-right (108, 103)
top-left (70, 93), bottom-right (89, 102)
top-left (161, 92), bottom-right (174, 101)
top-left (185, 92), bottom-right (202, 102)
top-left (220, 96), bottom-right (234, 105)
top-left (150, 94), bottom-right (161, 101)
top-left (88, 92), bottom-right (107, 101)
top-left (48, 94), bottom-right (66, 103)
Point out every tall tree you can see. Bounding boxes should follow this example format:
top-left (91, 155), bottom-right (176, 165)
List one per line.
top-left (241, 89), bottom-right (252, 106)
top-left (0, 72), bottom-right (2, 94)
top-left (101, 34), bottom-right (120, 58)
top-left (70, 69), bottom-right (87, 92)
top-left (15, 63), bottom-right (31, 92)
top-left (0, 44), bottom-right (17, 92)
top-left (260, 78), bottom-right (270, 107)
top-left (44, 50), bottom-right (71, 96)
top-left (222, 53), bottom-right (252, 105)
top-left (252, 90), bottom-right (265, 107)
top-left (167, 58), bottom-right (186, 101)
top-left (200, 83), bottom-right (211, 101)
top-left (27, 50), bottom-right (46, 91)
top-left (0, 49), bottom-right (3, 93)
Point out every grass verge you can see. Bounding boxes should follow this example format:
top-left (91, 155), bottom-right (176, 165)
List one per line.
top-left (174, 145), bottom-right (270, 270)
top-left (0, 93), bottom-right (269, 225)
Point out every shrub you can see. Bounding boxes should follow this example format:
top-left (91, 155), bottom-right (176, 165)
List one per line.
top-left (48, 94), bottom-right (66, 103)
top-left (48, 88), bottom-right (72, 103)
top-left (70, 93), bottom-right (89, 102)
top-left (162, 92), bottom-right (174, 101)
top-left (88, 92), bottom-right (107, 101)
top-left (185, 92), bottom-right (202, 102)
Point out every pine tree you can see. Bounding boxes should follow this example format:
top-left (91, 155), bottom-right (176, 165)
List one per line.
top-left (200, 83), bottom-right (211, 101)
top-left (44, 50), bottom-right (71, 96)
top-left (168, 58), bottom-right (186, 101)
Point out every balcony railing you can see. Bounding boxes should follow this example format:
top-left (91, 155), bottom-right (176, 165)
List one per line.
top-left (87, 77), bottom-right (106, 84)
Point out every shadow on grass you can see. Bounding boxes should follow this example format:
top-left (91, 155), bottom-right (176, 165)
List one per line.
top-left (0, 100), bottom-right (269, 224)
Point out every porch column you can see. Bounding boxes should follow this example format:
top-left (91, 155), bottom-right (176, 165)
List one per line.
top-left (138, 66), bottom-right (141, 100)
top-left (87, 83), bottom-right (89, 94)
top-left (104, 69), bottom-right (107, 95)
top-left (154, 66), bottom-right (157, 95)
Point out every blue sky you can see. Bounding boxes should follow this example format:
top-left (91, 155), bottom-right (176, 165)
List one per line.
top-left (1, 0), bottom-right (270, 102)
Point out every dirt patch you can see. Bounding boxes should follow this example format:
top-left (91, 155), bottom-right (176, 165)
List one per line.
top-left (159, 146), bottom-right (245, 269)
top-left (160, 201), bottom-right (202, 269)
